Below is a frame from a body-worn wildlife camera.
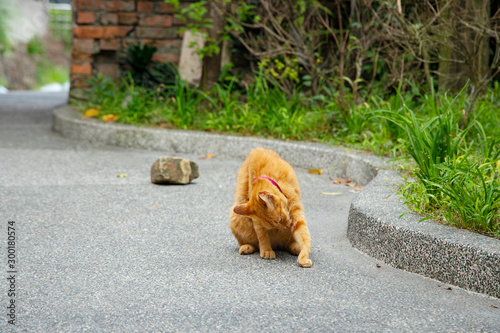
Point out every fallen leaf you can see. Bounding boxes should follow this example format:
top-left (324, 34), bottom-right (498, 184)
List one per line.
top-left (354, 186), bottom-right (364, 192)
top-left (309, 169), bottom-right (324, 175)
top-left (102, 114), bottom-right (118, 122)
top-left (333, 178), bottom-right (351, 184)
top-left (206, 154), bottom-right (216, 158)
top-left (491, 305), bottom-right (498, 309)
top-left (85, 108), bottom-right (99, 117)
top-left (346, 182), bottom-right (359, 187)
top-left (152, 205), bottom-right (158, 208)
top-left (446, 287), bottom-right (453, 291)
top-left (321, 192), bottom-right (342, 196)
top-left (116, 173), bottom-right (128, 178)
top-left (376, 264), bottom-right (381, 268)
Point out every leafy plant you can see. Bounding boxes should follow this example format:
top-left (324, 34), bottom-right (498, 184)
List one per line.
top-left (27, 36), bottom-right (45, 56)
top-left (35, 62), bottom-right (68, 87)
top-left (49, 6), bottom-right (72, 52)
top-left (165, 0), bottom-right (226, 59)
top-left (124, 42), bottom-right (157, 74)
top-left (163, 73), bottom-right (205, 128)
top-left (376, 95), bottom-right (476, 190)
top-left (436, 157), bottom-right (500, 236)
top-left (122, 42), bottom-right (177, 89)
top-left (86, 74), bottom-right (120, 106)
top-left (0, 1), bottom-right (11, 54)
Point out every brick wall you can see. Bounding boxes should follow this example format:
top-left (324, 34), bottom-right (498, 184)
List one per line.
top-left (70, 0), bottom-right (190, 98)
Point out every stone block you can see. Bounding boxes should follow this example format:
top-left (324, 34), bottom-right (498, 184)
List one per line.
top-left (178, 30), bottom-right (204, 85)
top-left (151, 157), bottom-right (199, 185)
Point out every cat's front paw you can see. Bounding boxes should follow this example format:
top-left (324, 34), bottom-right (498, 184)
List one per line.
top-left (260, 250), bottom-right (276, 259)
top-left (298, 258), bottom-right (312, 268)
top-left (239, 244), bottom-right (256, 255)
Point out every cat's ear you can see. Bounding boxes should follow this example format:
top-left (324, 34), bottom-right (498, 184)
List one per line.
top-left (258, 191), bottom-right (275, 208)
top-left (233, 203), bottom-right (254, 216)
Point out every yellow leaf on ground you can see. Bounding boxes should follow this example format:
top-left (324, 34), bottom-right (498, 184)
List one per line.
top-left (333, 178), bottom-right (351, 184)
top-left (85, 108), bottom-right (99, 117)
top-left (206, 154), bottom-right (216, 158)
top-left (309, 169), bottom-right (324, 175)
top-left (346, 182), bottom-right (359, 187)
top-left (116, 173), bottom-right (128, 178)
top-left (102, 114), bottom-right (118, 122)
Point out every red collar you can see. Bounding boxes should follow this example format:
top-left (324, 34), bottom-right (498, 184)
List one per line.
top-left (253, 176), bottom-right (283, 194)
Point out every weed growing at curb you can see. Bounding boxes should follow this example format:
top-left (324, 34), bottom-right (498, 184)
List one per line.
top-left (377, 90), bottom-right (500, 238)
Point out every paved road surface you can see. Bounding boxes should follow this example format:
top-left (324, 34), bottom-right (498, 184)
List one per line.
top-left (0, 91), bottom-right (499, 332)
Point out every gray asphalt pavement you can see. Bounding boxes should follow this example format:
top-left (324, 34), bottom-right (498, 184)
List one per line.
top-left (1, 91), bottom-right (499, 332)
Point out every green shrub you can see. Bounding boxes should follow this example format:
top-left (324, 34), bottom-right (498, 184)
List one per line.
top-left (27, 36), bottom-right (45, 56)
top-left (122, 42), bottom-right (177, 90)
top-left (36, 61), bottom-right (68, 87)
top-left (0, 2), bottom-right (11, 54)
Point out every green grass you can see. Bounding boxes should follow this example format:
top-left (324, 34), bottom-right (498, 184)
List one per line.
top-left (400, 152), bottom-right (500, 238)
top-left (35, 61), bottom-right (69, 88)
top-left (82, 71), bottom-right (334, 141)
top-left (378, 89), bottom-right (500, 238)
top-left (0, 1), bottom-right (12, 54)
top-left (49, 8), bottom-right (72, 52)
top-left (78, 73), bottom-right (500, 239)
top-left (27, 36), bottom-right (45, 56)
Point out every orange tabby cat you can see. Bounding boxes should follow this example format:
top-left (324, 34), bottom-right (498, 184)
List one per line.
top-left (229, 147), bottom-right (312, 268)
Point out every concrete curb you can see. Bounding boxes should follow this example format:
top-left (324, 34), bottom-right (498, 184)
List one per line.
top-left (53, 106), bottom-right (500, 299)
top-left (348, 170), bottom-right (500, 298)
